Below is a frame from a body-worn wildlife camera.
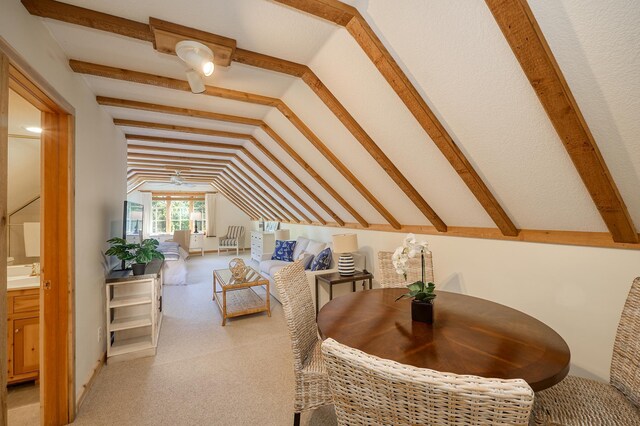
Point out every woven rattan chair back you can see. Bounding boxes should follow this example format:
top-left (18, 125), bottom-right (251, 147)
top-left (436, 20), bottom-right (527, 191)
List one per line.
top-left (274, 261), bottom-right (319, 372)
top-left (610, 277), bottom-right (640, 406)
top-left (377, 251), bottom-right (434, 288)
top-left (322, 338), bottom-right (534, 426)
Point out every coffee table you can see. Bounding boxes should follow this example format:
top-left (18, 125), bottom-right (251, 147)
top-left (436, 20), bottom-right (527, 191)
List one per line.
top-left (212, 267), bottom-right (271, 326)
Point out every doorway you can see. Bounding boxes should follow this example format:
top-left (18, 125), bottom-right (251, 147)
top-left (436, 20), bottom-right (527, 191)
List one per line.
top-left (1, 41), bottom-right (75, 426)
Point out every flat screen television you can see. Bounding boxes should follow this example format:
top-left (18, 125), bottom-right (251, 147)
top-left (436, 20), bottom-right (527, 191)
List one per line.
top-left (122, 201), bottom-right (144, 269)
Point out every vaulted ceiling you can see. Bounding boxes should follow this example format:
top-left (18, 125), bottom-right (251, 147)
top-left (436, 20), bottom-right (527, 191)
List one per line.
top-left (22, 0), bottom-right (640, 249)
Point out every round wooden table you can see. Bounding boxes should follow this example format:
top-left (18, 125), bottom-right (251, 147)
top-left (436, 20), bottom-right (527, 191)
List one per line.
top-left (317, 288), bottom-right (570, 391)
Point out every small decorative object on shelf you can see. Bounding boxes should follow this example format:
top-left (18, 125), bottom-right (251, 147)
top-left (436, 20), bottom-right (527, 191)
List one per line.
top-left (332, 233), bottom-right (358, 276)
top-left (105, 237), bottom-right (165, 276)
top-left (229, 258), bottom-right (248, 281)
top-left (393, 234), bottom-right (436, 323)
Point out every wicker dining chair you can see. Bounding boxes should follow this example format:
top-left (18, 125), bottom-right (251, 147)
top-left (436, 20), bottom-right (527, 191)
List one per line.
top-left (274, 261), bottom-right (333, 426)
top-left (321, 338), bottom-right (534, 425)
top-left (377, 251), bottom-right (434, 288)
top-left (531, 277), bottom-right (640, 425)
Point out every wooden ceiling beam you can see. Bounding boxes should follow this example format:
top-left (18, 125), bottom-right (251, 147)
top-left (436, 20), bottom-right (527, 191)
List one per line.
top-left (127, 152), bottom-right (229, 164)
top-left (126, 141), bottom-right (308, 220)
top-left (127, 169), bottom-right (222, 178)
top-left (123, 131), bottom-right (314, 222)
top-left (21, 0), bottom-right (155, 42)
top-left (225, 163), bottom-right (301, 223)
top-left (23, 1), bottom-right (436, 229)
top-left (128, 160), bottom-right (217, 168)
top-left (115, 116), bottom-right (349, 226)
top-left (246, 133), bottom-right (353, 226)
top-left (128, 164), bottom-right (225, 172)
top-left (127, 144), bottom-right (235, 158)
top-left (129, 172), bottom-right (217, 181)
top-left (70, 60), bottom-right (278, 106)
top-left (127, 156), bottom-right (311, 222)
top-left (215, 174), bottom-right (279, 221)
top-left (221, 169), bottom-right (289, 222)
top-left (273, 103), bottom-right (402, 229)
top-left (221, 172), bottom-right (285, 222)
top-left (210, 180), bottom-right (261, 220)
top-left (127, 155), bottom-right (229, 165)
top-left (273, 0), bottom-right (518, 236)
top-left (116, 119), bottom-right (249, 141)
top-left (101, 97), bottom-right (263, 126)
top-left (126, 134), bottom-right (241, 151)
top-left (485, 0), bottom-right (637, 244)
top-left (73, 62), bottom-right (395, 228)
top-left (272, 0), bottom-right (358, 25)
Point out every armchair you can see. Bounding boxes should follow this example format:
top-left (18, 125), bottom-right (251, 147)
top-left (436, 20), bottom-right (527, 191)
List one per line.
top-left (218, 226), bottom-right (245, 256)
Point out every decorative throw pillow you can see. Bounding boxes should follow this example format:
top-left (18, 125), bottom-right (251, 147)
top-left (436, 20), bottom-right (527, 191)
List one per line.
top-left (292, 237), bottom-right (310, 260)
top-left (311, 247), bottom-right (332, 271)
top-left (297, 251), bottom-right (315, 270)
top-left (272, 240), bottom-right (296, 262)
top-left (305, 240), bottom-right (326, 257)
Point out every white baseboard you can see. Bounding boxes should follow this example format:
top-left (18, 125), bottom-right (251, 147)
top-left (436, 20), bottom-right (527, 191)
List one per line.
top-left (76, 351), bottom-right (106, 410)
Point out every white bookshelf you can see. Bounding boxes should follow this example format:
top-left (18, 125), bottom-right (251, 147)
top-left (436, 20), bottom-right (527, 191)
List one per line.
top-left (105, 260), bottom-right (163, 362)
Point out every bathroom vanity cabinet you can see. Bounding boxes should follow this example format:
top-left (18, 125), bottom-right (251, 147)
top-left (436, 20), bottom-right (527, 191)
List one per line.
top-left (7, 287), bottom-right (40, 384)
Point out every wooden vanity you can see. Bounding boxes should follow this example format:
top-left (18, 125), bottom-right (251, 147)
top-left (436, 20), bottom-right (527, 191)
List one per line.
top-left (7, 287), bottom-right (40, 384)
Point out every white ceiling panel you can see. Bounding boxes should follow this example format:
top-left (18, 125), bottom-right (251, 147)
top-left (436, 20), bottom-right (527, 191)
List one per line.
top-left (55, 0), bottom-right (337, 64)
top-left (358, 0), bottom-right (607, 231)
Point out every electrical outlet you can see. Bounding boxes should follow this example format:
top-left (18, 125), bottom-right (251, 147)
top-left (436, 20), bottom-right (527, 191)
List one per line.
top-left (98, 327), bottom-right (103, 342)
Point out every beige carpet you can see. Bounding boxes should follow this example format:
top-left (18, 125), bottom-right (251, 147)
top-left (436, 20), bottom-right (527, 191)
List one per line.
top-left (73, 254), bottom-right (337, 426)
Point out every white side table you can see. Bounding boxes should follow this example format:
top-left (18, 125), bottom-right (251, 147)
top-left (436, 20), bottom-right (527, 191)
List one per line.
top-left (190, 233), bottom-right (205, 256)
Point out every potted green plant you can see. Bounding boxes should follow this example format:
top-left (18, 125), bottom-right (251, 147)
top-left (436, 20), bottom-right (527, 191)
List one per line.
top-left (106, 238), bottom-right (165, 275)
top-left (393, 234), bottom-right (436, 323)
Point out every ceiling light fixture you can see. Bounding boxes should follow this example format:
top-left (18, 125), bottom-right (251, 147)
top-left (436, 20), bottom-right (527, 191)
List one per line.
top-left (176, 40), bottom-right (214, 76)
top-left (185, 70), bottom-right (206, 94)
top-left (23, 126), bottom-right (43, 134)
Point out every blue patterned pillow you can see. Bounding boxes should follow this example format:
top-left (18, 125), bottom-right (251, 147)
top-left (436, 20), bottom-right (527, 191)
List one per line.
top-left (272, 240), bottom-right (296, 262)
top-left (310, 247), bottom-right (332, 271)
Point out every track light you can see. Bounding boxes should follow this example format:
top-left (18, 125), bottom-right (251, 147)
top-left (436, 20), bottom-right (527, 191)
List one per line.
top-left (185, 70), bottom-right (205, 94)
top-left (176, 40), bottom-right (214, 76)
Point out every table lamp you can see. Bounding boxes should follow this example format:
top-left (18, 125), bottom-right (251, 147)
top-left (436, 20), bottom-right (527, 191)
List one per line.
top-left (332, 233), bottom-right (358, 276)
top-left (191, 211), bottom-right (203, 233)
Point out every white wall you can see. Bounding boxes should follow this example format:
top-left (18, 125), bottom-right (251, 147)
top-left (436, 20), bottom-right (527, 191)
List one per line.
top-left (284, 223), bottom-right (640, 382)
top-left (1, 0), bottom-right (127, 401)
top-left (210, 195), bottom-right (252, 250)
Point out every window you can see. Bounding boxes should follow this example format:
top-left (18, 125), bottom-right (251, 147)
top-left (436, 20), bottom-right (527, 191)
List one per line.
top-left (170, 200), bottom-right (190, 231)
top-left (151, 200), bottom-right (167, 234)
top-left (151, 195), bottom-right (207, 234)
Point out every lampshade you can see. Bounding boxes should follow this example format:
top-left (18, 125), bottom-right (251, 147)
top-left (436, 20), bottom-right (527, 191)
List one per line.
top-left (332, 233), bottom-right (358, 254)
top-left (274, 229), bottom-right (290, 241)
top-left (176, 40), bottom-right (214, 76)
top-left (190, 211), bottom-right (203, 220)
top-left (130, 210), bottom-right (143, 220)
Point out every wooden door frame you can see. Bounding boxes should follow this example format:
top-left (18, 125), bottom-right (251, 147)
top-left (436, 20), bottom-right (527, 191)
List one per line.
top-left (0, 38), bottom-right (76, 426)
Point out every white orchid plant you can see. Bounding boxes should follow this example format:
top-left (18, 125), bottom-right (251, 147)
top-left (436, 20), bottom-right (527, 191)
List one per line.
top-left (393, 234), bottom-right (436, 303)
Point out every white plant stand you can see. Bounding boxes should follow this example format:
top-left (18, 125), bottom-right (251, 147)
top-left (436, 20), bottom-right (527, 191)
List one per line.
top-left (105, 260), bottom-right (163, 362)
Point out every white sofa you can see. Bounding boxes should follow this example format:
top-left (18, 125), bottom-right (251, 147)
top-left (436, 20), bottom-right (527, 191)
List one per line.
top-left (258, 236), bottom-right (364, 311)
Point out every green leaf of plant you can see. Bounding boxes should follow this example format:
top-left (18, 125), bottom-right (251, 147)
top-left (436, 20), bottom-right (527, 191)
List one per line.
top-left (407, 282), bottom-right (422, 292)
top-left (415, 292), bottom-right (427, 301)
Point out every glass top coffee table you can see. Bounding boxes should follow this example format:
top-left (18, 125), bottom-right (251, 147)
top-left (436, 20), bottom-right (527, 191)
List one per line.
top-left (212, 267), bottom-right (271, 326)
